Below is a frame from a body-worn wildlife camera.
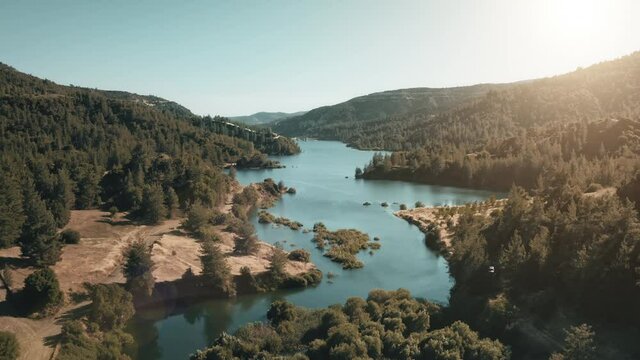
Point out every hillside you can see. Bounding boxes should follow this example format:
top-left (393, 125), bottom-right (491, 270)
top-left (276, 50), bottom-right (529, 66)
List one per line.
top-left (272, 84), bottom-right (510, 149)
top-left (230, 111), bottom-right (306, 125)
top-left (274, 52), bottom-right (640, 153)
top-left (0, 63), bottom-right (299, 158)
top-left (0, 62), bottom-right (300, 252)
top-left (358, 51), bottom-right (640, 191)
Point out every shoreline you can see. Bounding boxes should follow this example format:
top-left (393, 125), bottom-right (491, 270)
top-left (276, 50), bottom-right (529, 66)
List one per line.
top-left (394, 199), bottom-right (506, 253)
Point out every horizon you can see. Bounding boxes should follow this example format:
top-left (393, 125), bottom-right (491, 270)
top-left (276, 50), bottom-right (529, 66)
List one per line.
top-left (2, 0), bottom-right (639, 116)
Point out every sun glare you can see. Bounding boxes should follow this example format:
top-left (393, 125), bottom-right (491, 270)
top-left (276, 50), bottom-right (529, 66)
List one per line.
top-left (540, 0), bottom-right (615, 38)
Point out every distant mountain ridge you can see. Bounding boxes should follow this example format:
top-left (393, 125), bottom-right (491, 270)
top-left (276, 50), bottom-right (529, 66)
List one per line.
top-left (273, 52), bottom-right (640, 151)
top-left (230, 111), bottom-right (306, 125)
top-left (271, 84), bottom-right (512, 143)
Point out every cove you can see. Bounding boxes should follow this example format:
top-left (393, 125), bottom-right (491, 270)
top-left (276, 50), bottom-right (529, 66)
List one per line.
top-left (129, 140), bottom-right (501, 360)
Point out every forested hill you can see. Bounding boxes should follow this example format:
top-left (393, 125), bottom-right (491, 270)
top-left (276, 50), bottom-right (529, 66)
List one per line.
top-left (230, 111), bottom-right (306, 125)
top-left (0, 62), bottom-right (299, 157)
top-left (275, 52), bottom-right (640, 153)
top-left (272, 84), bottom-right (510, 149)
top-left (0, 62), bottom-right (297, 259)
top-left (358, 51), bottom-right (640, 191)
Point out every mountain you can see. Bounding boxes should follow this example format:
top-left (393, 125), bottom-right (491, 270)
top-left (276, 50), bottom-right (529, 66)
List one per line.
top-left (271, 84), bottom-right (512, 148)
top-left (274, 52), bottom-right (640, 153)
top-left (358, 51), bottom-right (640, 190)
top-left (230, 111), bottom-right (306, 125)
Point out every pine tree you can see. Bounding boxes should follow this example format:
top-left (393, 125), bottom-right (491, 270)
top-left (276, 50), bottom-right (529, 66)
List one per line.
top-left (23, 267), bottom-right (63, 312)
top-left (233, 234), bottom-right (259, 255)
top-left (19, 182), bottom-right (61, 266)
top-left (122, 241), bottom-right (154, 298)
top-left (0, 171), bottom-right (25, 248)
top-left (200, 240), bottom-right (236, 297)
top-left (139, 184), bottom-right (167, 224)
top-left (75, 166), bottom-right (100, 209)
top-left (49, 170), bottom-right (75, 227)
top-left (164, 186), bottom-right (179, 219)
top-left (268, 244), bottom-right (288, 285)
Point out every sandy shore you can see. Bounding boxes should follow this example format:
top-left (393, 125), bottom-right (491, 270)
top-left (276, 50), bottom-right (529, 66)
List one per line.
top-left (395, 200), bottom-right (506, 248)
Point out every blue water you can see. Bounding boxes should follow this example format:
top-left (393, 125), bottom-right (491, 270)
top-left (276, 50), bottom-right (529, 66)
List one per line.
top-left (130, 140), bottom-right (501, 359)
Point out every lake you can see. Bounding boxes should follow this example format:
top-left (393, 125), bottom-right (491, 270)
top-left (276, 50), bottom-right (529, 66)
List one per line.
top-left (129, 140), bottom-right (500, 360)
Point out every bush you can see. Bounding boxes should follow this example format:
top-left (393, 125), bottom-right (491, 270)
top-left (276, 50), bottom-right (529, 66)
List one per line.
top-left (0, 331), bottom-right (19, 360)
top-left (23, 267), bottom-right (63, 313)
top-left (87, 283), bottom-right (135, 331)
top-left (399, 204), bottom-right (407, 210)
top-left (60, 229), bottom-right (81, 244)
top-left (183, 203), bottom-right (212, 234)
top-left (415, 201), bottom-right (425, 208)
top-left (267, 300), bottom-right (296, 326)
top-left (286, 187), bottom-right (297, 194)
top-left (288, 249), bottom-right (310, 263)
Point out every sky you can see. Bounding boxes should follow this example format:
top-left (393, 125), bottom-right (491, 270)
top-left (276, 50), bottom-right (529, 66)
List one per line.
top-left (1, 0), bottom-right (639, 116)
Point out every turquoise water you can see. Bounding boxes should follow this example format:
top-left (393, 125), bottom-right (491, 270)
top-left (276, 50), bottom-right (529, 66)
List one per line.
top-left (130, 140), bottom-right (500, 360)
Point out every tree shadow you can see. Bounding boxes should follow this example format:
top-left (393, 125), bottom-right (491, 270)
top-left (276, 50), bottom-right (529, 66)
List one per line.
top-left (0, 299), bottom-right (20, 317)
top-left (96, 218), bottom-right (134, 226)
top-left (0, 256), bottom-right (30, 269)
top-left (43, 303), bottom-right (91, 347)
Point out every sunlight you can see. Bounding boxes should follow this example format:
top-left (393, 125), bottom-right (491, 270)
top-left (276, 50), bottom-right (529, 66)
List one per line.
top-left (539, 0), bottom-right (614, 37)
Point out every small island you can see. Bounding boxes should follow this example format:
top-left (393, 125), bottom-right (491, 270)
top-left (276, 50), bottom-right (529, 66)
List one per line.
top-left (311, 222), bottom-right (379, 269)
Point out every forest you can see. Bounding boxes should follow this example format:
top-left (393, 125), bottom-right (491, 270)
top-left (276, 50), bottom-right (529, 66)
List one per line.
top-left (0, 62), bottom-right (298, 266)
top-left (357, 52), bottom-right (640, 193)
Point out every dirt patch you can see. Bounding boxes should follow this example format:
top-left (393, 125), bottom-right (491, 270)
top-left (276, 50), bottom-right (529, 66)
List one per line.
top-left (395, 200), bottom-right (505, 248)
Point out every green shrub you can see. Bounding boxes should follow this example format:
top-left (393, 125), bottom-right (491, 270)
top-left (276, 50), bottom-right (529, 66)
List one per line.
top-left (23, 267), bottom-right (63, 313)
top-left (0, 331), bottom-right (19, 360)
top-left (60, 229), bottom-right (81, 244)
top-left (87, 283), bottom-right (134, 331)
top-left (288, 249), bottom-right (310, 263)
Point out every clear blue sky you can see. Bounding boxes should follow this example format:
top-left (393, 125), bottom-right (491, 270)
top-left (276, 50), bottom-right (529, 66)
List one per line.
top-left (1, 0), bottom-right (639, 116)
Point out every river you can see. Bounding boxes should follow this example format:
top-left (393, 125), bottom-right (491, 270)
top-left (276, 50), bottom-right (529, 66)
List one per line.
top-left (129, 140), bottom-right (500, 360)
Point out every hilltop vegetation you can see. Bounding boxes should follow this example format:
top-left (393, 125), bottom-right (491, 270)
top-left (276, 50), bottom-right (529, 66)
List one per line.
top-left (230, 111), bottom-right (306, 125)
top-left (358, 52), bottom-right (640, 192)
top-left (273, 85), bottom-right (505, 149)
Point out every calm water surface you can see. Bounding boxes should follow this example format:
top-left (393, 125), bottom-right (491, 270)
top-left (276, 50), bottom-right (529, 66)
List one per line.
top-left (130, 140), bottom-right (500, 359)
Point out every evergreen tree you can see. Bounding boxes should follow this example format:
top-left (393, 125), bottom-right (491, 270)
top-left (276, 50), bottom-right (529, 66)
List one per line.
top-left (74, 167), bottom-right (100, 209)
top-left (200, 240), bottom-right (236, 297)
top-left (164, 186), bottom-right (179, 219)
top-left (0, 171), bottom-right (25, 248)
top-left (268, 244), bottom-right (288, 285)
top-left (139, 184), bottom-right (167, 224)
top-left (551, 324), bottom-right (596, 360)
top-left (23, 267), bottom-right (63, 312)
top-left (48, 170), bottom-right (75, 227)
top-left (122, 241), bottom-right (155, 298)
top-left (19, 182), bottom-right (61, 266)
